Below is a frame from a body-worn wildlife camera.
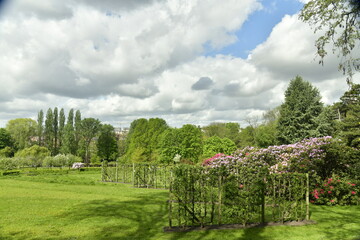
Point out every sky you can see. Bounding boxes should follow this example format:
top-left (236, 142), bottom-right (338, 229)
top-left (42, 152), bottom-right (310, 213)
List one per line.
top-left (0, 0), bottom-right (359, 128)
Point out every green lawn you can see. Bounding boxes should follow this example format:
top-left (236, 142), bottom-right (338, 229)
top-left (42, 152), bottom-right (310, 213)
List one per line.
top-left (0, 170), bottom-right (359, 240)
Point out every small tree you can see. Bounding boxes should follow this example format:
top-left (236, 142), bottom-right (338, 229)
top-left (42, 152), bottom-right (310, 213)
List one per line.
top-left (79, 118), bottom-right (101, 165)
top-left (97, 124), bottom-right (118, 161)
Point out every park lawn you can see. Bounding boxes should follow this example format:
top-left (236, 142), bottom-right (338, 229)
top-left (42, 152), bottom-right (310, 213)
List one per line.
top-left (0, 170), bottom-right (359, 240)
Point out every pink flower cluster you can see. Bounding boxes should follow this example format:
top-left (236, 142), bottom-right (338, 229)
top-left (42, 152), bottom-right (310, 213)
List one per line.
top-left (311, 176), bottom-right (359, 205)
top-left (204, 137), bottom-right (334, 174)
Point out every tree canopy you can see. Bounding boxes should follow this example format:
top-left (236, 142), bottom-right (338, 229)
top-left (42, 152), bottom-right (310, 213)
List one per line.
top-left (300, 0), bottom-right (360, 79)
top-left (277, 76), bottom-right (324, 144)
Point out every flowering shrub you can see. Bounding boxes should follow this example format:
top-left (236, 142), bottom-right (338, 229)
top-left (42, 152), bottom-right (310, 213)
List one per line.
top-left (204, 137), bottom-right (334, 175)
top-left (310, 175), bottom-right (359, 205)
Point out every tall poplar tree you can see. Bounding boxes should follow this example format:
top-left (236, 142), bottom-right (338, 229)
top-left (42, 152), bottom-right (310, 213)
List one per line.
top-left (44, 108), bottom-right (54, 153)
top-left (61, 109), bottom-right (76, 154)
top-left (59, 108), bottom-right (65, 149)
top-left (74, 110), bottom-right (82, 153)
top-left (53, 107), bottom-right (59, 155)
top-left (277, 76), bottom-right (324, 144)
top-left (37, 110), bottom-right (44, 146)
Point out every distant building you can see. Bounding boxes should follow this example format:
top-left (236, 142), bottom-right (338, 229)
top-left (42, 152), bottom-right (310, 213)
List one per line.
top-left (114, 127), bottom-right (129, 140)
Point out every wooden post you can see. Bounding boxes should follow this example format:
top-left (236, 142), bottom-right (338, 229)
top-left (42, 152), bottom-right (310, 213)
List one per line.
top-left (218, 175), bottom-right (222, 225)
top-left (101, 161), bottom-right (104, 182)
top-left (306, 173), bottom-right (310, 221)
top-left (261, 178), bottom-right (266, 224)
top-left (169, 180), bottom-right (173, 228)
top-left (115, 161), bottom-right (118, 182)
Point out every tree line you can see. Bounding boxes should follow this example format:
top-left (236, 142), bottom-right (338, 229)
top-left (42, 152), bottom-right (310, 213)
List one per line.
top-left (0, 76), bottom-right (360, 164)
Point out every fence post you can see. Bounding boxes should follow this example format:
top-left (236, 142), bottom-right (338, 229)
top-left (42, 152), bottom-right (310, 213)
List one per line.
top-left (115, 161), bottom-right (119, 182)
top-left (169, 179), bottom-right (173, 228)
top-left (261, 177), bottom-right (266, 224)
top-left (306, 173), bottom-right (310, 220)
top-left (101, 161), bottom-right (104, 182)
top-left (218, 175), bottom-right (222, 225)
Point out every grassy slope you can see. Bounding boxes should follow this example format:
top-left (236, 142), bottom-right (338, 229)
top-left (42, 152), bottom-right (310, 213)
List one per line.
top-left (0, 171), bottom-right (359, 240)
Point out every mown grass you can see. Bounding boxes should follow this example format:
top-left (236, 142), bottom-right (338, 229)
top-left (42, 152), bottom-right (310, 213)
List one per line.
top-left (0, 170), bottom-right (359, 240)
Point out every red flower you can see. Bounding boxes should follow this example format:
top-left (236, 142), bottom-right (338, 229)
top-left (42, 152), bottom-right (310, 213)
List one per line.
top-left (330, 199), bottom-right (335, 203)
top-left (352, 191), bottom-right (356, 195)
top-left (328, 191), bottom-right (332, 194)
top-left (329, 186), bottom-right (334, 189)
top-left (351, 184), bottom-right (356, 186)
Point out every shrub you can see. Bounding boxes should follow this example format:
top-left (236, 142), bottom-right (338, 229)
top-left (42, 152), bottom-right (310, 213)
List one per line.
top-left (311, 175), bottom-right (360, 205)
top-left (0, 158), bottom-right (17, 171)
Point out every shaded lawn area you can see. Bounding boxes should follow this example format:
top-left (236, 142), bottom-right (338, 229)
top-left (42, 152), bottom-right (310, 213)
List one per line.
top-left (0, 171), bottom-right (359, 240)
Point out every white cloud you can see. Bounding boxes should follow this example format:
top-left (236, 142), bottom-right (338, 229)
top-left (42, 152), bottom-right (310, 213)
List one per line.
top-left (0, 0), bottom-right (358, 128)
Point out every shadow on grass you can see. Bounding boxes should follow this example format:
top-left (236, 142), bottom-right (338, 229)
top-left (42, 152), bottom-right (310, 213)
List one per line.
top-left (312, 205), bottom-right (360, 240)
top-left (57, 190), bottom-right (169, 240)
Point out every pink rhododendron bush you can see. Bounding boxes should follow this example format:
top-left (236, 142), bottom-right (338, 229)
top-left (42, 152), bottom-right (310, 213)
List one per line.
top-left (203, 136), bottom-right (360, 205)
top-left (311, 175), bottom-right (359, 205)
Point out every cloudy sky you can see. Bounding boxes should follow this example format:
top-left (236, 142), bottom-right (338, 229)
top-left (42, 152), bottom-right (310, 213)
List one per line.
top-left (0, 0), bottom-right (359, 128)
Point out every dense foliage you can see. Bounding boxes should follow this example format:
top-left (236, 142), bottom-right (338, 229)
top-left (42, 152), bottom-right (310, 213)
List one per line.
top-left (300, 0), bottom-right (360, 78)
top-left (277, 76), bottom-right (324, 144)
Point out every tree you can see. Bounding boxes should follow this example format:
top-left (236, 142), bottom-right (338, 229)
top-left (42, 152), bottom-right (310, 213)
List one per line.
top-left (178, 124), bottom-right (203, 163)
top-left (202, 136), bottom-right (236, 158)
top-left (238, 126), bottom-right (257, 148)
top-left (44, 108), bottom-right (54, 153)
top-left (61, 109), bottom-right (76, 155)
top-left (0, 128), bottom-right (14, 156)
top-left (74, 110), bottom-right (82, 153)
top-left (337, 83), bottom-right (360, 147)
top-left (253, 107), bottom-right (280, 148)
top-left (6, 118), bottom-right (37, 150)
top-left (300, 0), bottom-right (360, 80)
top-left (53, 107), bottom-right (59, 155)
top-left (15, 145), bottom-right (50, 168)
top-left (202, 122), bottom-right (241, 147)
top-left (158, 128), bottom-right (182, 163)
top-left (255, 124), bottom-right (277, 148)
top-left (277, 76), bottom-right (324, 144)
top-left (124, 118), bottom-right (168, 162)
top-left (79, 118), bottom-right (101, 164)
top-left (97, 124), bottom-right (118, 161)
top-left (146, 118), bottom-right (169, 161)
top-left (58, 108), bottom-right (65, 149)
top-left (225, 122), bottom-right (241, 147)
top-left (203, 123), bottom-right (227, 138)
top-left (37, 110), bottom-right (44, 146)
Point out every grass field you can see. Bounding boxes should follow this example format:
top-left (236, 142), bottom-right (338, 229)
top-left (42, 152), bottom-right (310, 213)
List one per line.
top-left (0, 169), bottom-right (360, 240)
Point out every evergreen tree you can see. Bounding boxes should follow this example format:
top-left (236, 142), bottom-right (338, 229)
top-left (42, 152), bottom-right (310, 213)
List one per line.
top-left (337, 84), bottom-right (360, 147)
top-left (277, 76), bottom-right (324, 144)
